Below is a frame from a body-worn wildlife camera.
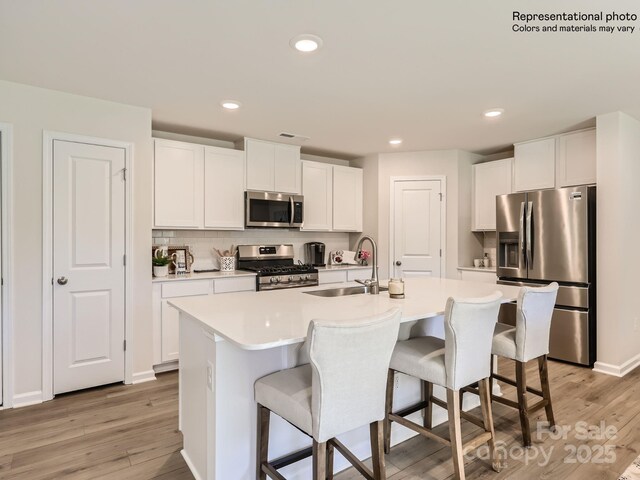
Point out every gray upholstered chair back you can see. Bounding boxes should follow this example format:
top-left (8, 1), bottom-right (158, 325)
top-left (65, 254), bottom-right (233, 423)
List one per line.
top-left (444, 292), bottom-right (502, 390)
top-left (308, 308), bottom-right (401, 443)
top-left (516, 282), bottom-right (559, 362)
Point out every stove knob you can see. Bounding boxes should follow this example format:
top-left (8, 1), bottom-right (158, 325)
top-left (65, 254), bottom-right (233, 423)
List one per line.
top-left (270, 276), bottom-right (279, 284)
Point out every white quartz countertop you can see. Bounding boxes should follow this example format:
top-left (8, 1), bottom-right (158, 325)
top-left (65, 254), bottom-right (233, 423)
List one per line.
top-left (152, 270), bottom-right (256, 283)
top-left (457, 266), bottom-right (497, 273)
top-left (317, 265), bottom-right (371, 271)
top-left (169, 277), bottom-right (520, 351)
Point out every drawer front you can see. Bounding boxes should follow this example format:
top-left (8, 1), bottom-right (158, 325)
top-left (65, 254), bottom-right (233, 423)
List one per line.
top-left (318, 270), bottom-right (347, 285)
top-left (161, 280), bottom-right (211, 298)
top-left (347, 269), bottom-right (370, 282)
top-left (214, 276), bottom-right (256, 294)
top-left (498, 303), bottom-right (591, 365)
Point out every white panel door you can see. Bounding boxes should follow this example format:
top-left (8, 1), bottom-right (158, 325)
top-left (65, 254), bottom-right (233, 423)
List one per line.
top-left (154, 139), bottom-right (204, 228)
top-left (273, 144), bottom-right (301, 194)
top-left (53, 140), bottom-right (126, 395)
top-left (392, 180), bottom-right (442, 278)
top-left (301, 161), bottom-right (333, 231)
top-left (204, 146), bottom-right (245, 229)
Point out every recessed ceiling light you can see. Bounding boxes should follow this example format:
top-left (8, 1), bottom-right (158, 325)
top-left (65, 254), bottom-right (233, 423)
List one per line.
top-left (483, 108), bottom-right (504, 118)
top-left (389, 139), bottom-right (403, 145)
top-left (221, 100), bottom-right (241, 110)
top-left (290, 34), bottom-right (323, 53)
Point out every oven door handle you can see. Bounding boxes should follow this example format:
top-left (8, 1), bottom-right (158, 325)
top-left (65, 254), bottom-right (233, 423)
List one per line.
top-left (289, 196), bottom-right (295, 226)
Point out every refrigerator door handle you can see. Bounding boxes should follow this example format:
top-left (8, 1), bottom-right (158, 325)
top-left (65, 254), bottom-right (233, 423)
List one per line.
top-left (519, 201), bottom-right (526, 268)
top-left (526, 201), bottom-right (533, 268)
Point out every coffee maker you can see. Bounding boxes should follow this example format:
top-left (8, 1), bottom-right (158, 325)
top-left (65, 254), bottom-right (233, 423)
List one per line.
top-left (304, 242), bottom-right (326, 267)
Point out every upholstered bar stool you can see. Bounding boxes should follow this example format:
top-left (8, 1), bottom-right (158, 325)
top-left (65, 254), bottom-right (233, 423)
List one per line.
top-left (384, 293), bottom-right (503, 480)
top-left (489, 282), bottom-right (559, 447)
top-left (254, 308), bottom-right (401, 480)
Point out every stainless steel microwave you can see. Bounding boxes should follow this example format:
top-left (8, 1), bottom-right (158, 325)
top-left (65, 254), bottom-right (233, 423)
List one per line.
top-left (245, 191), bottom-right (304, 228)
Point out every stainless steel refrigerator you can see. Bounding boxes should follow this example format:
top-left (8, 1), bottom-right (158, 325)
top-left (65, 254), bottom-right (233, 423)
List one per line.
top-left (496, 185), bottom-right (596, 366)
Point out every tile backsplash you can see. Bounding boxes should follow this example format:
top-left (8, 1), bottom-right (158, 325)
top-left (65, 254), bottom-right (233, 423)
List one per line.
top-left (482, 232), bottom-right (497, 267)
top-left (152, 229), bottom-right (351, 270)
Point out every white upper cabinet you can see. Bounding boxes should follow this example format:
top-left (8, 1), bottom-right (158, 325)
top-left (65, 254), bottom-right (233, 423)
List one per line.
top-left (556, 128), bottom-right (596, 187)
top-left (472, 158), bottom-right (513, 231)
top-left (154, 139), bottom-right (204, 228)
top-left (301, 161), bottom-right (333, 231)
top-left (274, 144), bottom-right (302, 193)
top-left (514, 137), bottom-right (556, 192)
top-left (153, 139), bottom-right (245, 230)
top-left (245, 138), bottom-right (301, 193)
top-left (245, 139), bottom-right (275, 191)
top-left (204, 146), bottom-right (245, 229)
top-left (332, 165), bottom-right (363, 232)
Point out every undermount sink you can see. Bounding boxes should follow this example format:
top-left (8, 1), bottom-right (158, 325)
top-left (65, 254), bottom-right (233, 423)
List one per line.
top-left (304, 285), bottom-right (389, 297)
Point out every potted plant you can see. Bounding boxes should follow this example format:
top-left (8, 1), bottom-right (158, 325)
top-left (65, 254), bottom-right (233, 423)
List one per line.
top-left (153, 253), bottom-right (171, 277)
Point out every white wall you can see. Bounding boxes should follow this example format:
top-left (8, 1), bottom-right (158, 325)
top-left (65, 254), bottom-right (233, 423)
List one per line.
top-left (0, 80), bottom-right (153, 402)
top-left (595, 112), bottom-right (640, 375)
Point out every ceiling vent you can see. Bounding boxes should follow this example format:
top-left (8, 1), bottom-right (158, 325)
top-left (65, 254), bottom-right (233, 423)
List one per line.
top-left (279, 132), bottom-right (310, 141)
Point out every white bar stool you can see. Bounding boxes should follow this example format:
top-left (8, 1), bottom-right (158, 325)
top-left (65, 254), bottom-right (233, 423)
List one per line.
top-left (488, 282), bottom-right (559, 447)
top-left (254, 308), bottom-right (401, 480)
top-left (384, 293), bottom-right (503, 480)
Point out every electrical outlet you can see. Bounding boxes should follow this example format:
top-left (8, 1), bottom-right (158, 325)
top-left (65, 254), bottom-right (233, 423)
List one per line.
top-left (635, 317), bottom-right (639, 332)
top-left (207, 362), bottom-right (214, 391)
top-left (394, 374), bottom-right (400, 390)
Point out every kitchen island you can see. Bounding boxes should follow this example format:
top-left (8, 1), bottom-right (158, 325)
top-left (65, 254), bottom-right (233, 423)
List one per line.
top-left (169, 277), bottom-right (521, 480)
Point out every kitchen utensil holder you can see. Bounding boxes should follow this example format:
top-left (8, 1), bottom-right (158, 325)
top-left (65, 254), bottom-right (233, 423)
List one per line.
top-left (220, 256), bottom-right (236, 272)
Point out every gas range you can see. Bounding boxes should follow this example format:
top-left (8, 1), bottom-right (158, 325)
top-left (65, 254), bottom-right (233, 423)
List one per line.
top-left (237, 244), bottom-right (319, 291)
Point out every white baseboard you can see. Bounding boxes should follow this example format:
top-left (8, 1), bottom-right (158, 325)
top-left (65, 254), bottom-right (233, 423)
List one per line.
top-left (181, 449), bottom-right (204, 480)
top-left (131, 370), bottom-right (157, 384)
top-left (594, 352), bottom-right (640, 377)
top-left (12, 390), bottom-right (44, 408)
top-left (154, 361), bottom-right (179, 373)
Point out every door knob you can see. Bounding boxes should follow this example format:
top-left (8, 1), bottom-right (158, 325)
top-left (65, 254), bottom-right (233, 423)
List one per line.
top-left (57, 276), bottom-right (68, 285)
top-left (395, 261), bottom-right (402, 266)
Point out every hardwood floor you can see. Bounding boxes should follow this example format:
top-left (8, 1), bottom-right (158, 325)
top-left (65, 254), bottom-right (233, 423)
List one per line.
top-left (337, 359), bottom-right (640, 480)
top-left (0, 361), bottom-right (638, 479)
top-left (0, 371), bottom-right (192, 480)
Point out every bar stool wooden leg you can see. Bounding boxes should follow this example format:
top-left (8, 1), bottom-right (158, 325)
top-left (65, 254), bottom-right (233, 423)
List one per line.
top-left (384, 369), bottom-right (395, 454)
top-left (326, 442), bottom-right (334, 480)
top-left (515, 360), bottom-right (532, 447)
top-left (478, 378), bottom-right (502, 472)
top-left (421, 380), bottom-right (433, 429)
top-left (538, 355), bottom-right (556, 429)
top-left (256, 404), bottom-right (270, 480)
top-left (313, 441), bottom-right (327, 480)
top-left (446, 389), bottom-right (466, 480)
top-left (370, 420), bottom-right (386, 480)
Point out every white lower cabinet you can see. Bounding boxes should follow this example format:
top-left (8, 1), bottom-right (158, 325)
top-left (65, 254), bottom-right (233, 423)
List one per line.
top-left (318, 270), bottom-right (347, 285)
top-left (152, 276), bottom-right (256, 367)
top-left (457, 269), bottom-right (497, 284)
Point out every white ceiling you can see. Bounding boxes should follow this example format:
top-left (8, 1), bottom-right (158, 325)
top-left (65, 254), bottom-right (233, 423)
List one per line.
top-left (1, 1), bottom-right (639, 158)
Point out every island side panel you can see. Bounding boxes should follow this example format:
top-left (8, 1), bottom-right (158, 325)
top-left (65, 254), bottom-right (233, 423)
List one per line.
top-left (180, 312), bottom-right (209, 480)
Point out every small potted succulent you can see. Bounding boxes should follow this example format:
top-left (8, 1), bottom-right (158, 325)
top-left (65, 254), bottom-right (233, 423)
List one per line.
top-left (153, 253), bottom-right (171, 277)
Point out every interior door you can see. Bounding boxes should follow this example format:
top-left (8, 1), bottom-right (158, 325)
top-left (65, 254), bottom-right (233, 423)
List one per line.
top-left (392, 179), bottom-right (442, 278)
top-left (53, 140), bottom-right (126, 395)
